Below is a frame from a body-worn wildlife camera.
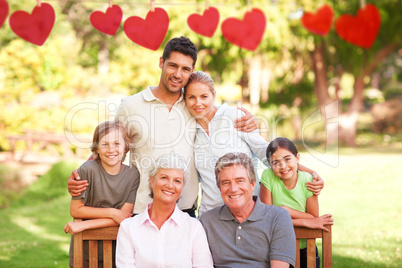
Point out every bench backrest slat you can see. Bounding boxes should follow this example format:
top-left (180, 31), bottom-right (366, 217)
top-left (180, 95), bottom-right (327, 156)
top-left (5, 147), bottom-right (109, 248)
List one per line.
top-left (72, 220), bottom-right (332, 268)
top-left (294, 225), bottom-right (332, 268)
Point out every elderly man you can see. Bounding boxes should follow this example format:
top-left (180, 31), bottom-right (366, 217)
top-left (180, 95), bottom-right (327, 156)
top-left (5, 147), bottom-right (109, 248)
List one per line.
top-left (200, 152), bottom-right (296, 268)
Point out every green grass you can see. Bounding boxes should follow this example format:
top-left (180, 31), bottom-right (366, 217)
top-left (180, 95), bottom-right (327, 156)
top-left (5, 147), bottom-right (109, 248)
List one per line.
top-left (300, 144), bottom-right (402, 267)
top-left (0, 160), bottom-right (77, 268)
top-left (0, 194), bottom-right (71, 267)
top-left (0, 146), bottom-right (401, 267)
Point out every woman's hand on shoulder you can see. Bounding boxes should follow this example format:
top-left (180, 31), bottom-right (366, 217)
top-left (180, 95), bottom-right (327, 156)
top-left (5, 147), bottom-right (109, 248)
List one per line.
top-left (306, 171), bottom-right (324, 195)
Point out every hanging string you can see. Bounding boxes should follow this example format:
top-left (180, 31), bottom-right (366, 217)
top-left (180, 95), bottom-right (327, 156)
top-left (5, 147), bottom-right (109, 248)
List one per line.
top-left (359, 0), bottom-right (366, 8)
top-left (205, 0), bottom-right (209, 10)
top-left (247, 0), bottom-right (252, 11)
top-left (109, 0), bottom-right (112, 8)
top-left (37, 0), bottom-right (41, 7)
top-left (150, 0), bottom-right (155, 12)
top-left (43, 0), bottom-right (295, 8)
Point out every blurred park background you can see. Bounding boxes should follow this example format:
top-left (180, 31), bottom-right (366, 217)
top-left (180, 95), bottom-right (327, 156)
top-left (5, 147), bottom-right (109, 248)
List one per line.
top-left (0, 0), bottom-right (401, 267)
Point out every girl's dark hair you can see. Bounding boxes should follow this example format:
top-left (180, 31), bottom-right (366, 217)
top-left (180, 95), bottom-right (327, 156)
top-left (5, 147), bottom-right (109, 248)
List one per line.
top-left (266, 137), bottom-right (298, 163)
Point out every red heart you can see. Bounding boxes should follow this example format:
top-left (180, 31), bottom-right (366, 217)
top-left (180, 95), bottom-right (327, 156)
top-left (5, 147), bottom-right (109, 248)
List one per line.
top-left (301, 5), bottom-right (333, 36)
top-left (221, 8), bottom-right (266, 51)
top-left (124, 8), bottom-right (169, 51)
top-left (335, 4), bottom-right (381, 49)
top-left (90, 5), bottom-right (122, 36)
top-left (187, 7), bottom-right (219, 37)
top-left (9, 3), bottom-right (55, 46)
top-left (0, 0), bottom-right (9, 29)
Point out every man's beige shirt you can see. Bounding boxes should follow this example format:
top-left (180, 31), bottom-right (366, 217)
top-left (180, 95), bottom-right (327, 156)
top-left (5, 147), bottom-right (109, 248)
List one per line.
top-left (115, 86), bottom-right (198, 213)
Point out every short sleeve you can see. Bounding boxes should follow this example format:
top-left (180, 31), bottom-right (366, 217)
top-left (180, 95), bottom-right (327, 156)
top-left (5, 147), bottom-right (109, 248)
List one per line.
top-left (71, 164), bottom-right (89, 201)
top-left (125, 167), bottom-right (140, 204)
top-left (260, 168), bottom-right (274, 191)
top-left (115, 99), bottom-right (129, 126)
top-left (301, 172), bottom-right (314, 199)
top-left (269, 209), bottom-right (296, 265)
top-left (191, 220), bottom-right (214, 267)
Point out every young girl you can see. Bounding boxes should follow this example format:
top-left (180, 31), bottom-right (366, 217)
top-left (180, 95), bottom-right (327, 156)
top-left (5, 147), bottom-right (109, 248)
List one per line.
top-left (64, 121), bottom-right (140, 267)
top-left (259, 137), bottom-right (333, 268)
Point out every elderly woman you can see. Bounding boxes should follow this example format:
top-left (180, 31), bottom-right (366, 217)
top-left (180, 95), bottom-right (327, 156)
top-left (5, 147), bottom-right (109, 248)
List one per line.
top-left (116, 154), bottom-right (213, 268)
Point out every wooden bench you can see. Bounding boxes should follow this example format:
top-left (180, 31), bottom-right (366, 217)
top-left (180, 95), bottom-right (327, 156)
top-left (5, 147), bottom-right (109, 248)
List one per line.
top-left (72, 221), bottom-right (332, 268)
top-left (73, 219), bottom-right (119, 268)
top-left (294, 225), bottom-right (332, 268)
top-left (7, 131), bottom-right (90, 161)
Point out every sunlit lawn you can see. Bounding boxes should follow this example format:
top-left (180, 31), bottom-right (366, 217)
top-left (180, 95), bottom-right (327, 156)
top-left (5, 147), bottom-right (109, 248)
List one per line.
top-left (300, 144), bottom-right (402, 267)
top-left (0, 195), bottom-right (71, 267)
top-left (0, 144), bottom-right (401, 267)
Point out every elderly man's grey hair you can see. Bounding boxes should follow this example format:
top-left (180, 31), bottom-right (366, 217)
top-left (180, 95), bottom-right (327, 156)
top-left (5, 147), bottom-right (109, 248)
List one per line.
top-left (214, 152), bottom-right (256, 186)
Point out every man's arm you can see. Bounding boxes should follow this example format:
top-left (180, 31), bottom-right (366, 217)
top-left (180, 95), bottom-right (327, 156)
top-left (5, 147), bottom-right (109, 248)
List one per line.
top-left (67, 154), bottom-right (94, 196)
top-left (270, 210), bottom-right (296, 267)
top-left (67, 169), bottom-right (88, 196)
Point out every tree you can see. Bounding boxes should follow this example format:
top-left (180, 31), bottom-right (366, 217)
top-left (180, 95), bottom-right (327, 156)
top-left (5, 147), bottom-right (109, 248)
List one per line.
top-left (304, 0), bottom-right (401, 146)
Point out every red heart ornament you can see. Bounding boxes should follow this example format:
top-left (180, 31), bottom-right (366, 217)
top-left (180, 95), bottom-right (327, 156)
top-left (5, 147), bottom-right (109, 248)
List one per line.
top-left (187, 7), bottom-right (219, 37)
top-left (9, 3), bottom-right (55, 46)
top-left (221, 8), bottom-right (266, 51)
top-left (124, 8), bottom-right (169, 51)
top-left (90, 5), bottom-right (122, 36)
top-left (0, 0), bottom-right (9, 29)
top-left (335, 4), bottom-right (381, 49)
top-left (301, 5), bottom-right (334, 36)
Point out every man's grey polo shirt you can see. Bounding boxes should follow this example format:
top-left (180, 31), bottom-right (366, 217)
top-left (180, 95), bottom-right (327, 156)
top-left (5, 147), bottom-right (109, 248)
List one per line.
top-left (200, 196), bottom-right (296, 267)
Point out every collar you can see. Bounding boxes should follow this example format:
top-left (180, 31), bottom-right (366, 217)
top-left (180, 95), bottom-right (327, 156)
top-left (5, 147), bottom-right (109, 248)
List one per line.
top-left (138, 203), bottom-right (182, 227)
top-left (195, 103), bottom-right (228, 129)
top-left (220, 196), bottom-right (264, 222)
top-left (215, 103), bottom-right (228, 116)
top-left (142, 86), bottom-right (185, 104)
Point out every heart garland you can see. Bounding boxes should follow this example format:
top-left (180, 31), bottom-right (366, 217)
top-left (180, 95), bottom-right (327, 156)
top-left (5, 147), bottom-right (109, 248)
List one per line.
top-left (90, 4), bottom-right (122, 36)
top-left (3, 2), bottom-right (382, 51)
top-left (124, 7), bottom-right (169, 51)
top-left (301, 5), bottom-right (334, 36)
top-left (335, 4), bottom-right (381, 49)
top-left (187, 6), bottom-right (219, 38)
top-left (9, 3), bottom-right (55, 46)
top-left (221, 8), bottom-right (266, 51)
top-left (0, 0), bottom-right (8, 29)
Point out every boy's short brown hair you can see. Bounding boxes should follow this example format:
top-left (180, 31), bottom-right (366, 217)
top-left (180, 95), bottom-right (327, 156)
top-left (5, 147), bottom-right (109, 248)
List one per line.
top-left (90, 121), bottom-right (130, 162)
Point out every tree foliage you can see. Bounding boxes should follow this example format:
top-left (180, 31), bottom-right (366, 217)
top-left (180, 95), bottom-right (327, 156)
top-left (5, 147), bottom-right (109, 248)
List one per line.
top-left (0, 0), bottom-right (400, 150)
